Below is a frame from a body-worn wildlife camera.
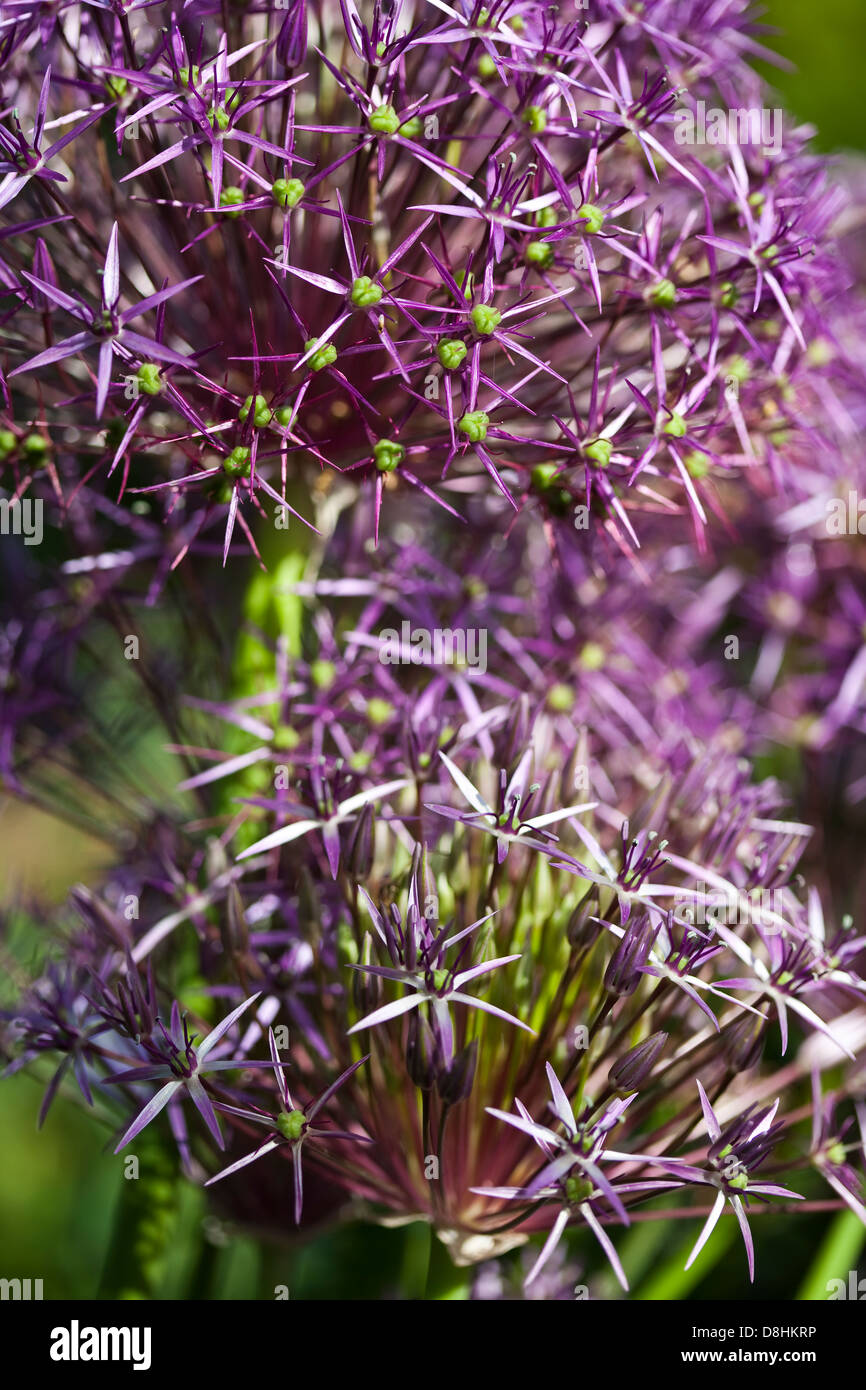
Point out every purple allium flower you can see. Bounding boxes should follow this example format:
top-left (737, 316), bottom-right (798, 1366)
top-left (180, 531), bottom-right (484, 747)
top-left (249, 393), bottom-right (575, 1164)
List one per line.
top-left (108, 992), bottom-right (265, 1152)
top-left (205, 1030), bottom-right (371, 1223)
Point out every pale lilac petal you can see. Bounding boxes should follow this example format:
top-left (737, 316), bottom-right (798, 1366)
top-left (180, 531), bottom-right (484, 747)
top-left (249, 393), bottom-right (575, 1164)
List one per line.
top-left (730, 1194), bottom-right (755, 1282)
top-left (581, 1202), bottom-right (629, 1291)
top-left (524, 1208), bottom-right (570, 1287)
top-left (113, 1080), bottom-right (180, 1152)
top-left (684, 1189), bottom-right (727, 1270)
top-left (347, 993), bottom-right (424, 1034)
top-left (197, 992), bottom-right (262, 1060)
top-left (204, 1138), bottom-right (281, 1185)
top-left (545, 1062), bottom-right (577, 1134)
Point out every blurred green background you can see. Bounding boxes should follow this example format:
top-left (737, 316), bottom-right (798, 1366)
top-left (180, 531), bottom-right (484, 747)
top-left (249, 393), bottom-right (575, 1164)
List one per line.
top-left (1, 0), bottom-right (865, 1301)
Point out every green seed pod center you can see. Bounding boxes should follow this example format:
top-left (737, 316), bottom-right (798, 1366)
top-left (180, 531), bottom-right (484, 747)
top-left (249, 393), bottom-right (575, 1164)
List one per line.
top-left (437, 339), bottom-right (467, 370)
top-left (366, 697), bottom-right (394, 725)
top-left (470, 304), bottom-right (501, 336)
top-left (526, 240), bottom-right (554, 269)
top-left (272, 177), bottom-right (305, 209)
top-left (647, 278), bottom-right (677, 309)
top-left (458, 411), bottom-right (489, 443)
top-left (351, 275), bottom-right (383, 308)
top-left (208, 105), bottom-right (230, 132)
top-left (137, 364), bottom-right (164, 396)
top-left (369, 104), bottom-right (400, 135)
top-left (684, 450), bottom-right (709, 479)
top-left (224, 446), bottom-right (251, 479)
top-left (311, 659), bottom-right (336, 689)
top-left (304, 338), bottom-right (337, 372)
top-left (276, 1109), bottom-right (306, 1142)
top-left (584, 437), bottom-right (612, 467)
top-left (576, 203), bottom-right (605, 235)
top-left (663, 412), bottom-right (687, 438)
top-left (580, 641), bottom-right (605, 671)
top-left (565, 1175), bottom-right (595, 1205)
top-left (239, 394), bottom-right (271, 428)
top-left (219, 186), bottom-right (244, 217)
top-left (374, 439), bottom-right (405, 472)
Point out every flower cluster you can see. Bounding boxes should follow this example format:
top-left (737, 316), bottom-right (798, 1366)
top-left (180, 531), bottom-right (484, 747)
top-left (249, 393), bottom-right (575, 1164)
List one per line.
top-left (1, 1), bottom-right (865, 1298)
top-left (1, 0), bottom-right (862, 567)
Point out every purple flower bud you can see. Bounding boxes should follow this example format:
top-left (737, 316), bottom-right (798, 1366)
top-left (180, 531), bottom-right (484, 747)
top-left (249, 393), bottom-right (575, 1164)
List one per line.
top-left (721, 1013), bottom-right (767, 1071)
top-left (406, 1011), bottom-right (438, 1091)
top-left (437, 1039), bottom-right (478, 1106)
top-left (567, 892), bottom-right (600, 950)
top-left (604, 917), bottom-right (657, 997)
top-left (608, 1032), bottom-right (668, 1093)
top-left (348, 801), bottom-right (375, 878)
top-left (276, 2), bottom-right (308, 67)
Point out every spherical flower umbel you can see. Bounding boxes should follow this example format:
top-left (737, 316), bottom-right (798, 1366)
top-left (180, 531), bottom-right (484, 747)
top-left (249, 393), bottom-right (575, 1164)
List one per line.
top-left (0, 0), bottom-right (865, 1303)
top-left (0, 0), bottom-right (861, 569)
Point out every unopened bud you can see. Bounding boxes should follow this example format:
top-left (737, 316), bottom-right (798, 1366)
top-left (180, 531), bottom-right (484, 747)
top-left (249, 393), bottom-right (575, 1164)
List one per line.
top-left (608, 1031), bottom-right (667, 1093)
top-left (604, 918), bottom-right (655, 997)
top-left (437, 1039), bottom-right (478, 1105)
top-left (352, 933), bottom-right (381, 1015)
top-left (721, 1012), bottom-right (766, 1070)
top-left (567, 892), bottom-right (600, 949)
top-left (348, 802), bottom-right (375, 878)
top-left (406, 1011), bottom-right (438, 1091)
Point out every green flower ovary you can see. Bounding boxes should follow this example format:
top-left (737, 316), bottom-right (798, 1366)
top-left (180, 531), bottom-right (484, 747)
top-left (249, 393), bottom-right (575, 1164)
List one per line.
top-left (547, 682), bottom-right (575, 712)
top-left (684, 450), bottom-right (710, 479)
top-left (272, 178), bottom-right (305, 209)
top-left (374, 439), bottom-right (405, 472)
top-left (584, 437), bottom-right (612, 467)
top-left (576, 203), bottom-right (605, 235)
top-left (437, 339), bottom-right (467, 370)
top-left (398, 115), bottom-right (423, 139)
top-left (311, 659), bottom-right (336, 689)
top-left (369, 103), bottom-right (400, 135)
top-left (522, 106), bottom-right (547, 135)
top-left (219, 186), bottom-right (244, 217)
top-left (526, 240), bottom-right (554, 270)
top-left (276, 1109), bottom-right (306, 1142)
top-left (223, 446), bottom-right (251, 479)
top-left (208, 105), bottom-right (231, 131)
top-left (351, 275), bottom-right (383, 308)
top-left (239, 394), bottom-right (272, 428)
top-left (458, 411), bottom-right (489, 443)
top-left (137, 364), bottom-right (164, 396)
top-left (304, 338), bottom-right (337, 372)
top-left (580, 641), bottom-right (605, 671)
top-left (663, 412), bottom-right (687, 438)
top-left (647, 278), bottom-right (677, 309)
top-left (565, 1175), bottom-right (595, 1205)
top-left (470, 304), bottom-right (501, 336)
top-left (366, 697), bottom-right (394, 726)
